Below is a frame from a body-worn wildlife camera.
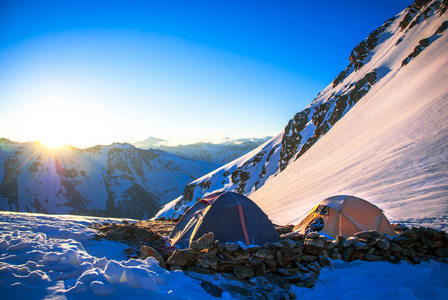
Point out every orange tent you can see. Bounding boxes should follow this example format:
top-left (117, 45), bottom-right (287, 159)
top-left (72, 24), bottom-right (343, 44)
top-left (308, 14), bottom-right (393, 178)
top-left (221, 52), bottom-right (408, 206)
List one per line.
top-left (294, 195), bottom-right (396, 238)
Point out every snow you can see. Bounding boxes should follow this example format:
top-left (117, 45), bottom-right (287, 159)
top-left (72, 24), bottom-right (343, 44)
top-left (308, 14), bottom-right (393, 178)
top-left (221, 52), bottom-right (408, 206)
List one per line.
top-left (0, 212), bottom-right (216, 299)
top-left (293, 260), bottom-right (448, 300)
top-left (1, 211), bottom-right (447, 299)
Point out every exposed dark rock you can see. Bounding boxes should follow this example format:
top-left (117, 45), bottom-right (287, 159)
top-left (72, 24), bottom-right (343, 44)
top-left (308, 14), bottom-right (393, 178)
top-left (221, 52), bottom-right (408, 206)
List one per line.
top-left (354, 230), bottom-right (381, 240)
top-left (140, 246), bottom-right (166, 268)
top-left (233, 265), bottom-right (254, 280)
top-left (200, 281), bottom-right (223, 298)
top-left (191, 232), bottom-right (214, 250)
top-left (166, 249), bottom-right (196, 267)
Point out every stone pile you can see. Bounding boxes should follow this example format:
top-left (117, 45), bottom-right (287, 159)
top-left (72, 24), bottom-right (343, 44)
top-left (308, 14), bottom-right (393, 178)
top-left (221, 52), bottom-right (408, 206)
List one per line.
top-left (142, 227), bottom-right (448, 288)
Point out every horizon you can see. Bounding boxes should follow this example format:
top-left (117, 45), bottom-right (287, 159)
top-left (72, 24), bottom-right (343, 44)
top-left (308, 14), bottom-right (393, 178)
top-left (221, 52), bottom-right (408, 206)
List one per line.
top-left (0, 0), bottom-right (412, 149)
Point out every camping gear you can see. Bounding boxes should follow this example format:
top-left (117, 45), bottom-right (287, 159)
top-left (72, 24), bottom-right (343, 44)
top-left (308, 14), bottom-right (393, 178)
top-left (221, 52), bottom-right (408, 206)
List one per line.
top-left (294, 195), bottom-right (396, 238)
top-left (170, 191), bottom-right (281, 249)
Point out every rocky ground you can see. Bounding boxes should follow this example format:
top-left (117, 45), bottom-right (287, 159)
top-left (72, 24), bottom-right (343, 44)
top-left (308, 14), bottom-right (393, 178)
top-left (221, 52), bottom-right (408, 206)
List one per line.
top-left (91, 220), bottom-right (448, 299)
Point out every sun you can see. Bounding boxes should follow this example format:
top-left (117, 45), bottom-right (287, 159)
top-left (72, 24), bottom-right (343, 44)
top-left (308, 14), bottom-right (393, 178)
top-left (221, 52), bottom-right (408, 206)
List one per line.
top-left (39, 136), bottom-right (68, 149)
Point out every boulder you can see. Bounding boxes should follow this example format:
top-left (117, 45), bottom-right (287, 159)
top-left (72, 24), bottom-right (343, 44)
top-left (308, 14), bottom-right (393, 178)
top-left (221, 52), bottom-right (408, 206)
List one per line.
top-left (191, 232), bottom-right (214, 250)
top-left (304, 237), bottom-right (326, 248)
top-left (224, 243), bottom-right (240, 252)
top-left (197, 248), bottom-right (218, 259)
top-left (197, 257), bottom-right (219, 269)
top-left (353, 241), bottom-right (369, 251)
top-left (233, 265), bottom-right (254, 280)
top-left (376, 240), bottom-right (390, 250)
top-left (166, 249), bottom-right (196, 266)
top-left (253, 248), bottom-right (276, 260)
top-left (140, 246), bottom-right (166, 268)
top-left (364, 253), bottom-right (383, 262)
top-left (354, 231), bottom-right (381, 240)
top-left (303, 244), bottom-right (322, 256)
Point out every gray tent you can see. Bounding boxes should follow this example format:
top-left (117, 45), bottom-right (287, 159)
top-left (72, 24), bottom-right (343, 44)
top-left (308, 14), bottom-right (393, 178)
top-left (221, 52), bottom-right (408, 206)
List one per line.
top-left (170, 191), bottom-right (281, 249)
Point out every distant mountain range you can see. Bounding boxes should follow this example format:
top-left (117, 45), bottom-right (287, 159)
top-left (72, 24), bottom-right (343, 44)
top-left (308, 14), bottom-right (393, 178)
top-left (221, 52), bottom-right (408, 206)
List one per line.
top-left (155, 0), bottom-right (448, 228)
top-left (131, 137), bottom-right (271, 164)
top-left (0, 136), bottom-right (268, 219)
top-left (0, 139), bottom-right (221, 219)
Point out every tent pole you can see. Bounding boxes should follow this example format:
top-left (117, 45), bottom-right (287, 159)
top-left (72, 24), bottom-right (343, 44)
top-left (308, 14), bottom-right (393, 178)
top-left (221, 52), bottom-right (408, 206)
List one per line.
top-left (238, 205), bottom-right (250, 246)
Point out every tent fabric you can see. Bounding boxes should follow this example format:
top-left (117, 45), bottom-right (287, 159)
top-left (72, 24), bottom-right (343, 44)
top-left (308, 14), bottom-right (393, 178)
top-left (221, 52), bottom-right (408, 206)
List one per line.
top-left (170, 191), bottom-right (281, 249)
top-left (294, 195), bottom-right (396, 239)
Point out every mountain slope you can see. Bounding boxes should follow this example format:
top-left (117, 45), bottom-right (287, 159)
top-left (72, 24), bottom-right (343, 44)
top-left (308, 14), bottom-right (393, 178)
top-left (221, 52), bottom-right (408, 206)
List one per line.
top-left (0, 140), bottom-right (220, 219)
top-left (251, 0), bottom-right (448, 230)
top-left (155, 0), bottom-right (448, 222)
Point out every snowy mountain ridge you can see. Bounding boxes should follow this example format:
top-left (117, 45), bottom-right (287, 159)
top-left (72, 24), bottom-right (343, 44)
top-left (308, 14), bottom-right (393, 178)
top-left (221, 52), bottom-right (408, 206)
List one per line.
top-left (155, 0), bottom-right (448, 223)
top-left (0, 139), bottom-right (220, 219)
top-left (132, 136), bottom-right (272, 164)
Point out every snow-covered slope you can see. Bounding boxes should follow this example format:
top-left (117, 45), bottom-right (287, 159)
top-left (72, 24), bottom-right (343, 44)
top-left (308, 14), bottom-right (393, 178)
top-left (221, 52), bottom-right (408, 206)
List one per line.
top-left (132, 137), bottom-right (271, 164)
top-left (251, 0), bottom-right (448, 230)
top-left (0, 140), bottom-right (220, 219)
top-left (155, 0), bottom-right (448, 223)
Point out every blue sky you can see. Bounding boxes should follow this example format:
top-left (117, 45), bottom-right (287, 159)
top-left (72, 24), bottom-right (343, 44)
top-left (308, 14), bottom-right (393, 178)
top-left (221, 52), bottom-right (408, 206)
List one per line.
top-left (0, 0), bottom-right (412, 148)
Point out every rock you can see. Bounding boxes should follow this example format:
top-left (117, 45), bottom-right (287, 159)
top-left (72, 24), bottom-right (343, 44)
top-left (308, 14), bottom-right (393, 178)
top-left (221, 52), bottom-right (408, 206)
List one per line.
top-left (224, 243), bottom-right (240, 252)
top-left (399, 229), bottom-right (417, 240)
top-left (170, 265), bottom-right (182, 271)
top-left (293, 241), bottom-right (304, 253)
top-left (341, 240), bottom-right (352, 248)
top-left (383, 234), bottom-right (393, 242)
top-left (304, 237), bottom-right (326, 248)
top-left (342, 247), bottom-right (359, 262)
top-left (306, 261), bottom-right (321, 274)
top-left (335, 235), bottom-right (345, 246)
top-left (364, 253), bottom-right (383, 262)
top-left (253, 248), bottom-right (276, 260)
top-left (247, 256), bottom-right (264, 267)
top-left (140, 246), bottom-right (166, 268)
top-left (197, 248), bottom-right (218, 259)
top-left (295, 273), bottom-right (316, 288)
top-left (197, 257), bottom-right (219, 269)
top-left (217, 263), bottom-right (235, 272)
top-left (264, 259), bottom-right (277, 272)
top-left (324, 241), bottom-right (335, 250)
top-left (330, 252), bottom-right (341, 260)
top-left (252, 263), bottom-right (266, 276)
top-left (275, 224), bottom-right (295, 234)
top-left (348, 236), bottom-right (360, 243)
top-left (201, 281), bottom-right (223, 297)
top-left (233, 265), bottom-right (254, 280)
top-left (275, 250), bottom-right (285, 268)
top-left (401, 248), bottom-right (416, 258)
top-left (191, 232), bottom-right (214, 250)
top-left (275, 268), bottom-right (294, 277)
top-left (354, 231), bottom-right (381, 240)
top-left (166, 249), bottom-right (195, 266)
top-left (318, 256), bottom-right (331, 267)
top-left (303, 244), bottom-right (322, 256)
top-left (279, 243), bottom-right (297, 263)
top-left (222, 251), bottom-right (250, 262)
top-left (188, 265), bottom-right (214, 274)
top-left (376, 240), bottom-right (390, 250)
top-left (389, 242), bottom-right (402, 253)
top-left (299, 254), bottom-right (318, 263)
top-left (353, 241), bottom-right (369, 251)
top-left (263, 273), bottom-right (290, 290)
top-left (305, 232), bottom-right (320, 239)
top-left (394, 236), bottom-right (414, 247)
top-left (434, 248), bottom-right (448, 257)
